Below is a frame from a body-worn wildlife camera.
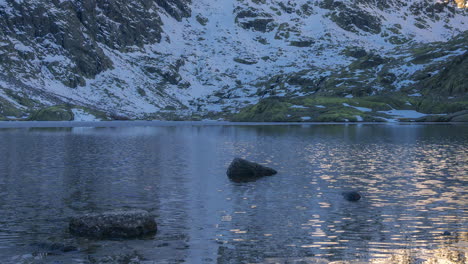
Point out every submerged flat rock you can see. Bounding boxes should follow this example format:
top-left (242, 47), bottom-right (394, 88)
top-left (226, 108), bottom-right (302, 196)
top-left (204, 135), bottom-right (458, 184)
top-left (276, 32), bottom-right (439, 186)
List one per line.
top-left (30, 241), bottom-right (78, 253)
top-left (227, 158), bottom-right (277, 182)
top-left (69, 210), bottom-right (157, 239)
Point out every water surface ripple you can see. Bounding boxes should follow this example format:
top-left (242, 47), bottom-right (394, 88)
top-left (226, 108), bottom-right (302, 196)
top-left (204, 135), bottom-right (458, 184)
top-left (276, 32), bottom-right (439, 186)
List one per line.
top-left (0, 123), bottom-right (466, 263)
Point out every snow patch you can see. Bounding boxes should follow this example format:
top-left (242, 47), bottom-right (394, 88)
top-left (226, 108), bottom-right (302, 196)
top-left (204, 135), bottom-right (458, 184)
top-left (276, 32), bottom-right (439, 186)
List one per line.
top-left (72, 109), bottom-right (100, 121)
top-left (290, 105), bottom-right (308, 109)
top-left (343, 103), bottom-right (372, 112)
top-left (378, 109), bottom-right (427, 119)
top-left (1, 0), bottom-right (468, 116)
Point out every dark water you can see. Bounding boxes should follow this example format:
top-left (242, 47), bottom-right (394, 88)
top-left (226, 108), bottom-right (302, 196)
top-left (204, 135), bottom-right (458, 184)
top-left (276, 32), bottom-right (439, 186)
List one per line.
top-left (0, 123), bottom-right (467, 263)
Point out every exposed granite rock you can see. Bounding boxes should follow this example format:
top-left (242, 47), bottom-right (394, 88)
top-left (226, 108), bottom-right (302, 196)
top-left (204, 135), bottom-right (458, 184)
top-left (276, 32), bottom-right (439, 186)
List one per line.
top-left (69, 210), bottom-right (157, 239)
top-left (155, 0), bottom-right (191, 21)
top-left (289, 40), bottom-right (315, 47)
top-left (450, 113), bottom-right (468, 122)
top-left (0, 0), bottom-right (191, 88)
top-left (418, 51), bottom-right (468, 96)
top-left (321, 0), bottom-right (382, 34)
top-left (349, 54), bottom-right (388, 69)
top-left (233, 57), bottom-right (258, 65)
top-left (415, 110), bottom-right (468, 122)
top-left (227, 158), bottom-right (277, 182)
top-left (0, 0), bottom-right (466, 120)
top-left (235, 8), bottom-right (275, 32)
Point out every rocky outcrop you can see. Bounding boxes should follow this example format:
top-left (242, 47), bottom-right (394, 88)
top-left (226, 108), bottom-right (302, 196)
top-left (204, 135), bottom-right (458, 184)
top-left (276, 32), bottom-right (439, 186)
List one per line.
top-left (349, 54), bottom-right (388, 70)
top-left (29, 105), bottom-right (74, 121)
top-left (227, 158), bottom-right (277, 182)
top-left (0, 0), bottom-right (191, 88)
top-left (0, 0), bottom-right (466, 120)
top-left (321, 0), bottom-right (382, 34)
top-left (415, 110), bottom-right (468, 122)
top-left (418, 51), bottom-right (468, 96)
top-left (235, 8), bottom-right (275, 32)
top-left (69, 210), bottom-right (157, 239)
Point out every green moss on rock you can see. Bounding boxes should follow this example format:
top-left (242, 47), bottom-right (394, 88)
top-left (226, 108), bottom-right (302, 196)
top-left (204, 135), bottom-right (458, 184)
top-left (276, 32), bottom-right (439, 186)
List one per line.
top-left (313, 111), bottom-right (359, 122)
top-left (414, 98), bottom-right (468, 114)
top-left (231, 97), bottom-right (291, 122)
top-left (30, 105), bottom-right (74, 121)
top-left (230, 95), bottom-right (463, 123)
top-left (451, 114), bottom-right (468, 122)
top-left (4, 89), bottom-right (38, 108)
top-left (417, 52), bottom-right (468, 96)
top-left (0, 98), bottom-right (24, 118)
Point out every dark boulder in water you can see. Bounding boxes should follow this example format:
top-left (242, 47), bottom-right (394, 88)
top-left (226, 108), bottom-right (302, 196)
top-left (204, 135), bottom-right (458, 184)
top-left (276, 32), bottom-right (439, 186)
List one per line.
top-left (342, 191), bottom-right (361, 201)
top-left (69, 210), bottom-right (157, 239)
top-left (227, 158), bottom-right (277, 182)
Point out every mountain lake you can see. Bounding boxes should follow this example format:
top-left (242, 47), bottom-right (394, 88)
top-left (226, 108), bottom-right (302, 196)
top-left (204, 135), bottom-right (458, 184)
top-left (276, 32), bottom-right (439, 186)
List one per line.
top-left (0, 122), bottom-right (466, 264)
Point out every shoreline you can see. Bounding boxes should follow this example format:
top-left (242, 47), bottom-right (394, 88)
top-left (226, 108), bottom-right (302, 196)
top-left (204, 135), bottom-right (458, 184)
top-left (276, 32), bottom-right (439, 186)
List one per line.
top-left (0, 120), bottom-right (467, 128)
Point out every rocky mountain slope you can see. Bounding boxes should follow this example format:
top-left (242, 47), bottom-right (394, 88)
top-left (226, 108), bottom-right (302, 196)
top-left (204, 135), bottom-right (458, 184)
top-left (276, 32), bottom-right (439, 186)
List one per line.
top-left (0, 0), bottom-right (467, 121)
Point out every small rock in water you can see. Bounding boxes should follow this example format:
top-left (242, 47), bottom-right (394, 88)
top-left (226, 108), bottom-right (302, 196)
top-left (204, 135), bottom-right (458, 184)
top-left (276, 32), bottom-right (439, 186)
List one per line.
top-left (342, 191), bottom-right (361, 201)
top-left (443, 231), bottom-right (452, 236)
top-left (226, 158), bottom-right (277, 182)
top-left (69, 209), bottom-right (157, 239)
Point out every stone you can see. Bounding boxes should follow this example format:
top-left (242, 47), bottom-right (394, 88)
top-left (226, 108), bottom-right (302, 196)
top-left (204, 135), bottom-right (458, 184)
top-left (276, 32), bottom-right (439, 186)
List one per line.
top-left (451, 113), bottom-right (468, 122)
top-left (418, 52), bottom-right (467, 96)
top-left (30, 106), bottom-right (74, 121)
top-left (328, 7), bottom-right (382, 34)
top-left (235, 8), bottom-right (275, 33)
top-left (342, 191), bottom-right (361, 201)
top-left (69, 210), bottom-right (157, 239)
top-left (350, 54), bottom-right (387, 69)
top-left (227, 158), bottom-right (277, 182)
top-left (233, 57), bottom-right (258, 65)
top-left (240, 18), bottom-right (275, 32)
top-left (289, 40), bottom-right (315, 47)
top-left (344, 48), bottom-right (368, 58)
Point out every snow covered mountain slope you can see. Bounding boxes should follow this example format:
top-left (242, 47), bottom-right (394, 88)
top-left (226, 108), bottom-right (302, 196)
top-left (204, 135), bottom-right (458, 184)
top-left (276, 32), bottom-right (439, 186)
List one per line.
top-left (0, 0), bottom-right (467, 121)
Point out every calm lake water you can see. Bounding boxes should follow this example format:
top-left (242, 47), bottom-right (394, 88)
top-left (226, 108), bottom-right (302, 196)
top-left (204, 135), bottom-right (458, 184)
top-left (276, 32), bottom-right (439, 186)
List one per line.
top-left (0, 122), bottom-right (467, 264)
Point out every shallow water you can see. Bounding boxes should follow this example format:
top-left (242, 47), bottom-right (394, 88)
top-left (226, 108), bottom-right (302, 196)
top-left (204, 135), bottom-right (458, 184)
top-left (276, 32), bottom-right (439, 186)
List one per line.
top-left (0, 123), bottom-right (467, 263)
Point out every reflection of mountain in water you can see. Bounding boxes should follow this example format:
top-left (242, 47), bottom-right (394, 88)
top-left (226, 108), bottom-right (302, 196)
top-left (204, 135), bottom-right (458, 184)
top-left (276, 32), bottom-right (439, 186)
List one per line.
top-left (0, 124), bottom-right (466, 263)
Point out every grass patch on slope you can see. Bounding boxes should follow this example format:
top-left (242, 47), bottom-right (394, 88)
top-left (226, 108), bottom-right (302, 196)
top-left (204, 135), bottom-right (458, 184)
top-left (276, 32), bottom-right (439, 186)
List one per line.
top-left (230, 95), bottom-right (467, 122)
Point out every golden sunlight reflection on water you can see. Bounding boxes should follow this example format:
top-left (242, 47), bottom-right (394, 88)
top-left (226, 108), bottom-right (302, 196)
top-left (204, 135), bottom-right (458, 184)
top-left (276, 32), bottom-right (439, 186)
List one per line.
top-left (214, 127), bottom-right (467, 263)
top-left (0, 124), bottom-right (466, 263)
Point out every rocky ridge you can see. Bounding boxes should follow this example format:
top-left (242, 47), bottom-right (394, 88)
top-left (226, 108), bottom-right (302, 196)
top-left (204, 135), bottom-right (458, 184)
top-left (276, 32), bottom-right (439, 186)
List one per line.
top-left (0, 0), bottom-right (466, 121)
